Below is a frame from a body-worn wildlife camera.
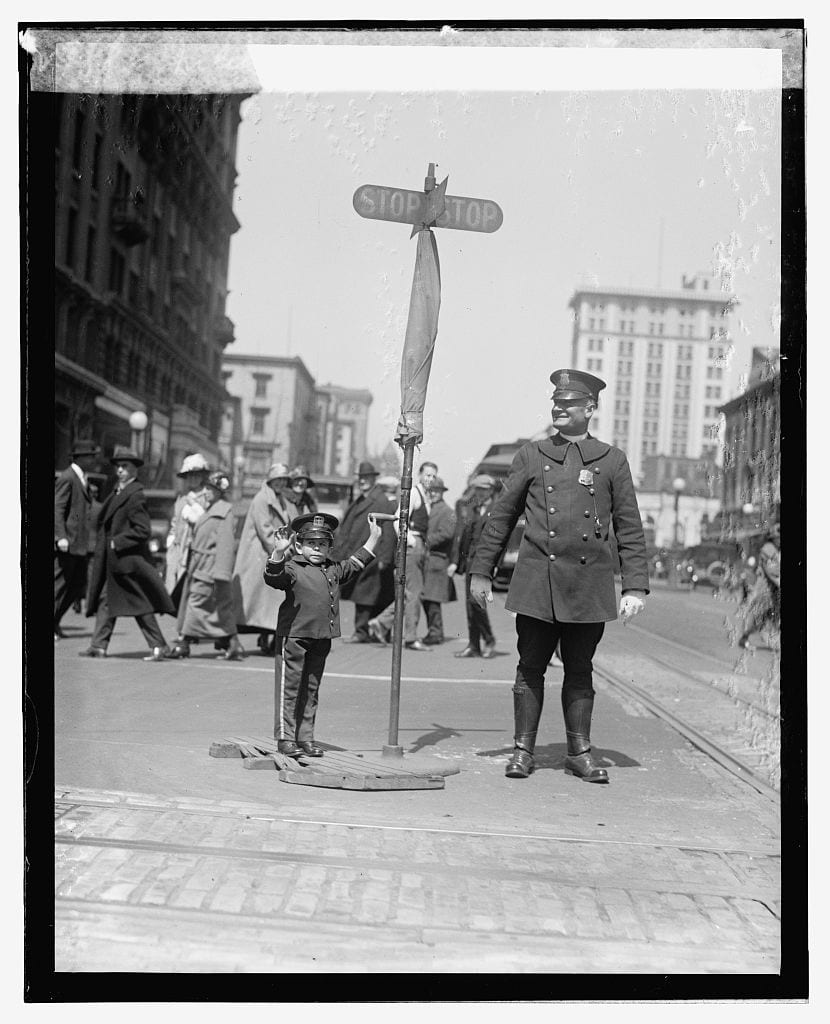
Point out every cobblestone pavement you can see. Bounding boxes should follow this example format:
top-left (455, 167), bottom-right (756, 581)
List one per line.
top-left (55, 787), bottom-right (779, 973)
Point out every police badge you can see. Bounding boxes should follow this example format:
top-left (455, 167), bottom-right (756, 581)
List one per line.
top-left (578, 470), bottom-right (594, 486)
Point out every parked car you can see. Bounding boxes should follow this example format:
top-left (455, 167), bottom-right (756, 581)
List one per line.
top-left (143, 488), bottom-right (177, 574)
top-left (492, 516), bottom-right (525, 591)
top-left (676, 541), bottom-right (743, 589)
top-left (311, 475), bottom-right (355, 522)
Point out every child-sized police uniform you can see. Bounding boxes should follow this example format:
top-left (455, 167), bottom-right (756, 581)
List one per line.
top-left (263, 512), bottom-right (375, 756)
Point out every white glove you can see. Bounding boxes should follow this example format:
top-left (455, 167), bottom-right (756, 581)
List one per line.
top-left (619, 594), bottom-right (645, 623)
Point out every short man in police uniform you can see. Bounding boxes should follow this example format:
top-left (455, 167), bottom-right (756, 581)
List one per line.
top-left (470, 369), bottom-right (649, 783)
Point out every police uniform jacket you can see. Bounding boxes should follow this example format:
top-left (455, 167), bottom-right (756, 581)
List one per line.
top-left (263, 547), bottom-right (375, 639)
top-left (469, 433), bottom-right (649, 623)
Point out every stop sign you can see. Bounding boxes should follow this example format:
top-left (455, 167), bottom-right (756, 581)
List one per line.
top-left (353, 184), bottom-right (502, 234)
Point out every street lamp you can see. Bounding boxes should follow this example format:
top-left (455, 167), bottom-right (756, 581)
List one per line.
top-left (672, 477), bottom-right (686, 548)
top-left (129, 410), bottom-right (148, 459)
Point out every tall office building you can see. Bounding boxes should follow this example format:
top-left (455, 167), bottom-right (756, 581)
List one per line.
top-left (54, 92), bottom-right (250, 485)
top-left (567, 273), bottom-right (737, 484)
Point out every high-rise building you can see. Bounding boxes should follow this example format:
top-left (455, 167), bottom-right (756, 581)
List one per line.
top-left (567, 273), bottom-right (737, 484)
top-left (54, 93), bottom-right (249, 486)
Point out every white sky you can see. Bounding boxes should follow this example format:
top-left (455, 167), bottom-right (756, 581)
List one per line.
top-left (225, 44), bottom-right (782, 496)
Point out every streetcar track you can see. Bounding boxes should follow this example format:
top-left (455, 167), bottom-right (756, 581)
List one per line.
top-left (622, 620), bottom-right (777, 676)
top-left (637, 652), bottom-right (779, 720)
top-left (54, 831), bottom-right (780, 910)
top-left (593, 663), bottom-right (779, 802)
top-left (54, 796), bottom-right (780, 858)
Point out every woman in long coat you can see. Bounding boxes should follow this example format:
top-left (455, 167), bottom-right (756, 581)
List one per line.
top-left (83, 447), bottom-right (175, 660)
top-left (164, 453), bottom-right (211, 596)
top-left (232, 463), bottom-right (291, 655)
top-left (330, 461), bottom-right (396, 642)
top-left (282, 466), bottom-right (318, 519)
top-left (169, 471), bottom-right (244, 660)
top-left (419, 478), bottom-right (457, 645)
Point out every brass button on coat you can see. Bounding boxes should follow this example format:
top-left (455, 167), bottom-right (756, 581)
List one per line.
top-left (580, 556), bottom-right (587, 564)
top-left (583, 534), bottom-right (588, 541)
top-left (549, 554), bottom-right (556, 561)
top-left (549, 507), bottom-right (556, 514)
top-left (584, 510), bottom-right (591, 517)
top-left (546, 485), bottom-right (554, 492)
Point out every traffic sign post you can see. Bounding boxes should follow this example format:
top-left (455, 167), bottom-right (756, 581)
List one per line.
top-left (354, 163), bottom-right (501, 761)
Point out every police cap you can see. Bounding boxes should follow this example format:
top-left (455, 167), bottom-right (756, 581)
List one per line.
top-left (549, 368), bottom-right (606, 403)
top-left (291, 512), bottom-right (339, 541)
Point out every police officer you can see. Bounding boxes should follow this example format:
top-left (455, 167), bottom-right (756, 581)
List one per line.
top-left (470, 369), bottom-right (649, 783)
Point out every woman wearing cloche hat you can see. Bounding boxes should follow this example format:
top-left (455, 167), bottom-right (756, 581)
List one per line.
top-left (164, 453), bottom-right (211, 597)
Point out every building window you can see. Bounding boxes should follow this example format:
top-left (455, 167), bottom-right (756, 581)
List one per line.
top-left (108, 248), bottom-right (125, 295)
top-left (91, 133), bottom-right (103, 190)
top-left (72, 110), bottom-right (85, 170)
top-left (646, 361), bottom-right (662, 377)
top-left (618, 380), bottom-right (631, 396)
top-left (253, 373), bottom-right (271, 399)
top-left (250, 408), bottom-right (269, 435)
top-left (65, 207), bottom-right (78, 268)
top-left (84, 226), bottom-right (96, 282)
top-left (645, 382), bottom-right (662, 397)
top-left (617, 360), bottom-right (632, 376)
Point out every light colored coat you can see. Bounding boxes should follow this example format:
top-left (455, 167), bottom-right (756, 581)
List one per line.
top-left (165, 489), bottom-right (209, 592)
top-left (231, 482), bottom-right (290, 631)
top-left (178, 498), bottom-right (237, 638)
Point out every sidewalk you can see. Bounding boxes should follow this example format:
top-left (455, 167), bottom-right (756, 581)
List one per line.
top-left (52, 595), bottom-right (781, 973)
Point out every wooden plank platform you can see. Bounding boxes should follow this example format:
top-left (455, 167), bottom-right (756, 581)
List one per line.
top-left (209, 736), bottom-right (455, 790)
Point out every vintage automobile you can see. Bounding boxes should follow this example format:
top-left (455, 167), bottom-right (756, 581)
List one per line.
top-left (143, 488), bottom-right (177, 574)
top-left (675, 541), bottom-right (744, 589)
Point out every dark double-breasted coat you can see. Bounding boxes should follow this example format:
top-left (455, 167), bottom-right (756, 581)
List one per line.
top-left (86, 480), bottom-right (176, 620)
top-left (263, 548), bottom-right (374, 639)
top-left (330, 483), bottom-right (396, 605)
top-left (470, 433), bottom-right (649, 623)
top-left (55, 467), bottom-right (93, 554)
top-left (422, 497), bottom-right (457, 603)
top-left (453, 499), bottom-right (493, 576)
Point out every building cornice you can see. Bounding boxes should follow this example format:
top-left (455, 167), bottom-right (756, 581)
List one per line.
top-left (568, 285), bottom-right (738, 307)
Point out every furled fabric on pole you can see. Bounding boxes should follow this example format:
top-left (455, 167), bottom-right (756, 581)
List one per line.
top-left (394, 228), bottom-right (441, 446)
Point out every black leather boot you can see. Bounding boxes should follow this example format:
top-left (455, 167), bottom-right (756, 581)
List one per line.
top-left (505, 684), bottom-right (543, 779)
top-left (563, 697), bottom-right (609, 783)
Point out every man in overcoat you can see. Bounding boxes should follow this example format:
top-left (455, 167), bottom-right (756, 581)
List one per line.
top-left (470, 369), bottom-right (649, 783)
top-left (54, 439), bottom-right (101, 637)
top-left (420, 477), bottom-right (457, 645)
top-left (82, 447), bottom-right (175, 660)
top-left (330, 461), bottom-right (396, 643)
top-left (232, 463), bottom-right (292, 655)
top-left (450, 474), bottom-right (498, 658)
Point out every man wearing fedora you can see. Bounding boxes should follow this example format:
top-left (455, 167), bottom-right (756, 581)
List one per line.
top-left (470, 369), bottom-right (649, 784)
top-left (81, 446), bottom-right (175, 661)
top-left (54, 439), bottom-right (101, 638)
top-left (420, 476), bottom-right (457, 646)
top-left (330, 461), bottom-right (396, 643)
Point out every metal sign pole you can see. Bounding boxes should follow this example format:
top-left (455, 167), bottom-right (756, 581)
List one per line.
top-left (383, 438), bottom-right (415, 758)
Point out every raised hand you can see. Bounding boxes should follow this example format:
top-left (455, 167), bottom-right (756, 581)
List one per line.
top-left (271, 525), bottom-right (293, 556)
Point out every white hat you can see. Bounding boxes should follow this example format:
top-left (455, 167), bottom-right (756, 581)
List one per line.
top-left (177, 453), bottom-right (210, 476)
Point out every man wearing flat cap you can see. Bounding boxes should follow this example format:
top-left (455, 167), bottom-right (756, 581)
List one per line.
top-left (330, 461), bottom-right (396, 643)
top-left (470, 369), bottom-right (649, 784)
top-left (54, 439), bottom-right (101, 638)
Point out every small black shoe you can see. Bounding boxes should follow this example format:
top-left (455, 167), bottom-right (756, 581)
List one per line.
top-left (454, 646), bottom-right (480, 658)
top-left (298, 741), bottom-right (324, 757)
top-left (421, 636), bottom-right (444, 646)
top-left (166, 643), bottom-right (191, 659)
top-left (78, 646), bottom-right (107, 658)
top-left (405, 640), bottom-right (432, 652)
top-left (564, 750), bottom-right (609, 783)
top-left (277, 740), bottom-right (303, 757)
top-left (505, 748), bottom-right (534, 779)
